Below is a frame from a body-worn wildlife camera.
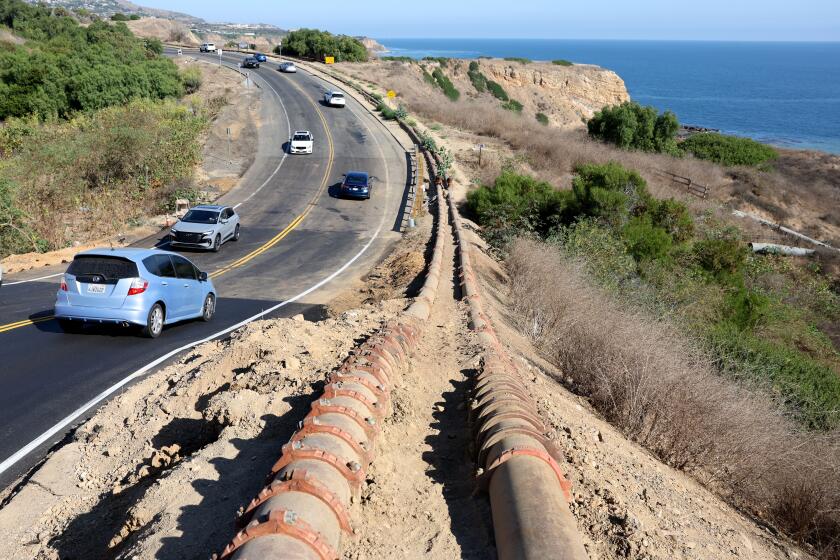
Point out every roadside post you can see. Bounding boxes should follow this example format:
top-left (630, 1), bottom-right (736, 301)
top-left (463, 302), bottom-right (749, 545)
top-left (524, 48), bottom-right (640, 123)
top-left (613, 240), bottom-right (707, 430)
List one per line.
top-left (478, 143), bottom-right (484, 167)
top-left (218, 48), bottom-right (223, 67)
top-left (226, 127), bottom-right (231, 164)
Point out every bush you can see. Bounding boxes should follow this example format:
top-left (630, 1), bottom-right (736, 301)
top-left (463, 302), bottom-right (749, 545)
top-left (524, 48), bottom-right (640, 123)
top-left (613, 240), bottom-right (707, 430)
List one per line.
top-left (535, 112), bottom-right (549, 125)
top-left (377, 102), bottom-right (397, 120)
top-left (648, 198), bottom-right (695, 242)
top-left (623, 217), bottom-right (673, 261)
top-left (486, 80), bottom-right (508, 101)
top-left (431, 68), bottom-right (459, 101)
top-left (180, 66), bottom-right (202, 94)
top-left (681, 132), bottom-right (778, 166)
top-left (501, 99), bottom-right (523, 113)
top-left (380, 56), bottom-right (413, 63)
top-left (568, 162), bottom-right (651, 228)
top-left (422, 56), bottom-right (449, 66)
top-left (0, 0), bottom-right (183, 120)
top-left (694, 236), bottom-right (748, 281)
top-left (467, 61), bottom-right (486, 92)
top-left (588, 101), bottom-right (680, 154)
top-left (552, 59), bottom-right (573, 66)
top-left (466, 171), bottom-right (568, 244)
top-left (504, 57), bottom-right (531, 64)
top-left (110, 12), bottom-right (129, 21)
top-left (280, 28), bottom-right (368, 62)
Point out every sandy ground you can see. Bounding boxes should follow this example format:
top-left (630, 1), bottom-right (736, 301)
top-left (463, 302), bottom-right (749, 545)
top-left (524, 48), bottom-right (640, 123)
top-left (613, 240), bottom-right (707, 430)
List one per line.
top-left (0, 57), bottom-right (261, 276)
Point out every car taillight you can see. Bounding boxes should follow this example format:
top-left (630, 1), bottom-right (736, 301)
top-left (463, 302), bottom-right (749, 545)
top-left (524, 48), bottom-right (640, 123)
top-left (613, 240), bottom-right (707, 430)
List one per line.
top-left (127, 278), bottom-right (149, 296)
top-left (60, 277), bottom-right (68, 291)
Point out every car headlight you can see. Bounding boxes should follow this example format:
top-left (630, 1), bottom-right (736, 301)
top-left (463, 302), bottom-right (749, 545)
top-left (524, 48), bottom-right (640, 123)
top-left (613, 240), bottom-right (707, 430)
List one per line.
top-left (202, 230), bottom-right (215, 236)
top-left (170, 228), bottom-right (178, 234)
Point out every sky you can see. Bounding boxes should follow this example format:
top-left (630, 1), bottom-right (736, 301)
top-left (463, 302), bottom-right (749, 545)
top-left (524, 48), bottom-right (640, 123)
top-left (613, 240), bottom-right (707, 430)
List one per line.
top-left (137, 0), bottom-right (840, 41)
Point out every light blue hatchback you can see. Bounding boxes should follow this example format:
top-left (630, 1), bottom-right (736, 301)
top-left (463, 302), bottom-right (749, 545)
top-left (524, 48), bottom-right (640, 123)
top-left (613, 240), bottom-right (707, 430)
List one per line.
top-left (54, 248), bottom-right (216, 338)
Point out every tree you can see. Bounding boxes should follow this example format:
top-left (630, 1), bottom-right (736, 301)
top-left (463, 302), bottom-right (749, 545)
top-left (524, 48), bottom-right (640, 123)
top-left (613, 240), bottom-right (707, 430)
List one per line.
top-left (588, 101), bottom-right (679, 154)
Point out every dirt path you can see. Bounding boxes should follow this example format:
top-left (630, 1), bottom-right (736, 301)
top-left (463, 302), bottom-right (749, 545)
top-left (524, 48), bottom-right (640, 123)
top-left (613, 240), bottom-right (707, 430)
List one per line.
top-left (345, 195), bottom-right (496, 559)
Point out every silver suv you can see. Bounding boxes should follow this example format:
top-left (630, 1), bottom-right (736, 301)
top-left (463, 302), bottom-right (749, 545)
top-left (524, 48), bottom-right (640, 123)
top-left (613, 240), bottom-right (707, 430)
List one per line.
top-left (170, 205), bottom-right (241, 252)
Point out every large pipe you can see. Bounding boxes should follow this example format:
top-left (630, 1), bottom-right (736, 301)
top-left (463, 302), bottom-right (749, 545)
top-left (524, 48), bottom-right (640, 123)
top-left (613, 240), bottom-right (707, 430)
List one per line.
top-left (214, 183), bottom-right (447, 559)
top-left (749, 242), bottom-right (815, 256)
top-left (449, 193), bottom-right (589, 560)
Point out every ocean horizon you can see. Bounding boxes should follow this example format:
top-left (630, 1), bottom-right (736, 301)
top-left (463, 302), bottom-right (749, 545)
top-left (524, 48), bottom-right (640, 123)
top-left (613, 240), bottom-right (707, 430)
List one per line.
top-left (376, 38), bottom-right (840, 155)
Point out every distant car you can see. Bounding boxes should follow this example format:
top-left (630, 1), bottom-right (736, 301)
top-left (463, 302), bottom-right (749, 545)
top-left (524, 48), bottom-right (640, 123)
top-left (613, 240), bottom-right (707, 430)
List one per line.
top-left (290, 130), bottom-right (314, 154)
top-left (279, 62), bottom-right (297, 73)
top-left (254, 53), bottom-right (267, 62)
top-left (54, 249), bottom-right (216, 338)
top-left (340, 171), bottom-right (371, 199)
top-left (199, 43), bottom-right (217, 53)
top-left (242, 56), bottom-right (260, 69)
top-left (170, 205), bottom-right (241, 252)
top-left (324, 90), bottom-right (346, 107)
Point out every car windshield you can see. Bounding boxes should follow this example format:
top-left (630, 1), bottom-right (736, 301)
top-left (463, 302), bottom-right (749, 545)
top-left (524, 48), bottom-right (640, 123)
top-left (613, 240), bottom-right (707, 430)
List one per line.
top-left (345, 174), bottom-right (368, 187)
top-left (293, 134), bottom-right (310, 141)
top-left (331, 93), bottom-right (344, 98)
top-left (181, 209), bottom-right (219, 224)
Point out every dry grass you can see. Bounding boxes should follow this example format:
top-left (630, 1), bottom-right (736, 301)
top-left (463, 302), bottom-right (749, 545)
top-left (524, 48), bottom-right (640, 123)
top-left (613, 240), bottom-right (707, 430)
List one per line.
top-left (506, 238), bottom-right (840, 558)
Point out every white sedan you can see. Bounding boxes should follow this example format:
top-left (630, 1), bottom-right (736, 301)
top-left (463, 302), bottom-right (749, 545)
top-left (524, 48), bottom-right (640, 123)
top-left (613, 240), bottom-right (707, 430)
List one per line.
top-left (290, 130), bottom-right (314, 154)
top-left (324, 91), bottom-right (346, 107)
top-left (279, 62), bottom-right (297, 73)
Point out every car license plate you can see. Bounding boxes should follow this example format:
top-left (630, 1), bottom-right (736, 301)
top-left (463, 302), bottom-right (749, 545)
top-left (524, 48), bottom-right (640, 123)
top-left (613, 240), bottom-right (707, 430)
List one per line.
top-left (87, 284), bottom-right (106, 294)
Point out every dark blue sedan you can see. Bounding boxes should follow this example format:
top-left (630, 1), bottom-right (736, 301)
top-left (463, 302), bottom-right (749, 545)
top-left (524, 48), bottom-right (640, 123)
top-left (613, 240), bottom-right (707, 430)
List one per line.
top-left (254, 53), bottom-right (267, 62)
top-left (340, 171), bottom-right (371, 199)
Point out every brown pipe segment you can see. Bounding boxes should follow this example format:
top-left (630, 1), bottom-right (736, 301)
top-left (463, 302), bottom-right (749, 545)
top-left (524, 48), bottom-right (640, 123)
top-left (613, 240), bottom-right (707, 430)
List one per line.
top-left (220, 509), bottom-right (339, 560)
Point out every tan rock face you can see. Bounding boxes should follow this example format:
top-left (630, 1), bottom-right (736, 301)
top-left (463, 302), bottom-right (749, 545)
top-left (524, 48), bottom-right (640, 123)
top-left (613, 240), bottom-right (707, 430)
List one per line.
top-left (479, 60), bottom-right (630, 128)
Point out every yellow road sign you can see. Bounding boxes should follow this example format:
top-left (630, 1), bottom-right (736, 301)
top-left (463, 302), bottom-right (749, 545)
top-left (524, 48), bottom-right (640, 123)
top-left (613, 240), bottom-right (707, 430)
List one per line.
top-left (387, 90), bottom-right (396, 99)
top-left (324, 56), bottom-right (335, 64)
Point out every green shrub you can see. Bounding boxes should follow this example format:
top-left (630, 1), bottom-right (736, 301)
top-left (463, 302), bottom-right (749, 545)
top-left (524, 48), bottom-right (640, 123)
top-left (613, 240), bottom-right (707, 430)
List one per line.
top-left (622, 217), bottom-right (673, 261)
top-left (504, 57), bottom-right (531, 64)
top-left (552, 59), bottom-right (573, 66)
top-left (422, 68), bottom-right (437, 86)
top-left (422, 56), bottom-right (450, 66)
top-left (535, 112), bottom-right (549, 125)
top-left (501, 99), bottom-right (523, 113)
top-left (648, 198), bottom-right (695, 242)
top-left (380, 56), bottom-right (413, 63)
top-left (467, 61), bottom-right (486, 92)
top-left (466, 171), bottom-right (569, 244)
top-left (377, 102), bottom-right (397, 120)
top-left (708, 324), bottom-right (840, 430)
top-left (110, 12), bottom-right (129, 21)
top-left (694, 236), bottom-right (748, 281)
top-left (0, 1), bottom-right (183, 120)
top-left (486, 80), bottom-right (508, 101)
top-left (723, 288), bottom-right (769, 331)
top-left (280, 28), bottom-right (368, 62)
top-left (587, 101), bottom-right (680, 154)
top-left (129, 14), bottom-right (140, 20)
top-left (180, 66), bottom-right (202, 94)
top-left (680, 133), bottom-right (778, 166)
top-left (431, 68), bottom-right (460, 101)
top-left (568, 162), bottom-right (651, 228)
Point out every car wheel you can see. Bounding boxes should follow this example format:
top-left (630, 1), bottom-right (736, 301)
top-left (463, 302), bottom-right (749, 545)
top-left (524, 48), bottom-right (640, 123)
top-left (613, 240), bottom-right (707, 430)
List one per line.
top-left (212, 234), bottom-right (221, 252)
top-left (201, 293), bottom-right (216, 322)
top-left (233, 224), bottom-right (241, 241)
top-left (142, 303), bottom-right (164, 338)
top-left (58, 319), bottom-right (81, 333)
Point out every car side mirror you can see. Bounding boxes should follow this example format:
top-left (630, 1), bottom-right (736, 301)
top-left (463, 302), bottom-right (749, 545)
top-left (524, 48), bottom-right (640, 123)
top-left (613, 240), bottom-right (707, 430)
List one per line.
top-left (198, 271), bottom-right (208, 282)
top-left (221, 218), bottom-right (229, 224)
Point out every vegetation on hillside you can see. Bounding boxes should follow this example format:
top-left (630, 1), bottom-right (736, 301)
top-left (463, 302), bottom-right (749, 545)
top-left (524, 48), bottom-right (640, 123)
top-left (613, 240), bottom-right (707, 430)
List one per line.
top-left (275, 28), bottom-right (368, 62)
top-left (467, 164), bottom-right (840, 430)
top-left (552, 59), bottom-right (573, 66)
top-left (0, 0), bottom-right (184, 120)
top-left (588, 101), bottom-right (779, 166)
top-left (681, 132), bottom-right (779, 166)
top-left (430, 67), bottom-right (459, 101)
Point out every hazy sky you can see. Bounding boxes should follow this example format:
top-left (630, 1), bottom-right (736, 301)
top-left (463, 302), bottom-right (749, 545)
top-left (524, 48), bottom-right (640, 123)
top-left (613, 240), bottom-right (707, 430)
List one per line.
top-left (138, 0), bottom-right (840, 41)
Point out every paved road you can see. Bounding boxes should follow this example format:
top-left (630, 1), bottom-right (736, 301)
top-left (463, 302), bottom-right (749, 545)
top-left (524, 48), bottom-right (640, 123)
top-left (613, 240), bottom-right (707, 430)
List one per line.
top-left (0, 49), bottom-right (409, 490)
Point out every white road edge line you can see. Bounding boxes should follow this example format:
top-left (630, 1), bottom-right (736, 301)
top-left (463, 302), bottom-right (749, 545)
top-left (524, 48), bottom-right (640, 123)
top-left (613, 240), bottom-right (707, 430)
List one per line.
top-left (0, 225), bottom-right (382, 477)
top-left (4, 272), bottom-right (63, 286)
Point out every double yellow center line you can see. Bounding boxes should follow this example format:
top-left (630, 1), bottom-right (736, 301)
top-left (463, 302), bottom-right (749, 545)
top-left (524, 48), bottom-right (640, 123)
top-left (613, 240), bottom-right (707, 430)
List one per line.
top-left (0, 73), bottom-right (335, 334)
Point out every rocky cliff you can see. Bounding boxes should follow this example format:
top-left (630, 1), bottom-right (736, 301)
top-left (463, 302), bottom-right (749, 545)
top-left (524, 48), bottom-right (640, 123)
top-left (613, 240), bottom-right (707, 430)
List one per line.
top-left (474, 59), bottom-right (629, 128)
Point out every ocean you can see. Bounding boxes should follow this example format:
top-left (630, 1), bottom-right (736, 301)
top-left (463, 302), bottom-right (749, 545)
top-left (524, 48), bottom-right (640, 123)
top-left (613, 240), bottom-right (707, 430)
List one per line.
top-left (377, 38), bottom-right (840, 154)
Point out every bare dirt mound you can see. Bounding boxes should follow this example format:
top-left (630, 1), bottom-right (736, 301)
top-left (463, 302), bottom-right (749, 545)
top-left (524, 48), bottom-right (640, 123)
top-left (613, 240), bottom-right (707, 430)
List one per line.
top-left (126, 17), bottom-right (199, 45)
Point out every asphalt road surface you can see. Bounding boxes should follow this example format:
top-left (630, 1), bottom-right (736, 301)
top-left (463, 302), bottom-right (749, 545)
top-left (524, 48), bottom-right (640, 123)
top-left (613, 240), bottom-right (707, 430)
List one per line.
top-left (0, 49), bottom-right (410, 490)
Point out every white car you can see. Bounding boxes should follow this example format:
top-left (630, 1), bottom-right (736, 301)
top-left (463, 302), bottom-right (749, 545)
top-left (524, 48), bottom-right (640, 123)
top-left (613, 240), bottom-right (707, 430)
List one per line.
top-left (290, 131), bottom-right (314, 154)
top-left (279, 62), bottom-right (297, 73)
top-left (324, 91), bottom-right (346, 107)
top-left (199, 43), bottom-right (217, 53)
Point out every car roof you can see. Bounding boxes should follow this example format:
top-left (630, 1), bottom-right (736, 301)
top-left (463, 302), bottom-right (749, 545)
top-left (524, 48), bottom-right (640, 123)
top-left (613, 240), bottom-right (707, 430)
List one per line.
top-left (189, 204), bottom-right (225, 211)
top-left (329, 90), bottom-right (344, 95)
top-left (293, 130), bottom-right (311, 135)
top-left (74, 248), bottom-right (183, 261)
